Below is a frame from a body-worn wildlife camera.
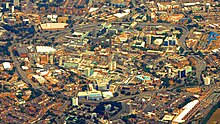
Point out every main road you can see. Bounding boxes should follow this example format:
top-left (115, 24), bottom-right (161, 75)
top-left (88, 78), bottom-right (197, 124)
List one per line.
top-left (9, 44), bottom-right (41, 89)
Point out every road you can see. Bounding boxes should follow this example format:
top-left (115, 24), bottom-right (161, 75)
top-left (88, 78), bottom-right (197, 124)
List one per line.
top-left (63, 0), bottom-right (70, 8)
top-left (189, 55), bottom-right (207, 84)
top-left (9, 45), bottom-right (41, 89)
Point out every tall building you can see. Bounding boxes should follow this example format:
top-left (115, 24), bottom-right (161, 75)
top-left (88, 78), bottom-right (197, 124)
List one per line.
top-left (72, 97), bottom-right (78, 106)
top-left (12, 6), bottom-right (14, 13)
top-left (14, 0), bottom-right (20, 7)
top-left (125, 103), bottom-right (132, 113)
top-left (40, 54), bottom-right (48, 65)
top-left (85, 67), bottom-right (93, 77)
top-left (50, 55), bottom-right (54, 65)
top-left (146, 34), bottom-right (152, 45)
top-left (109, 61), bottom-right (117, 71)
top-left (59, 57), bottom-right (63, 66)
top-left (203, 77), bottom-right (211, 85)
top-left (6, 2), bottom-right (9, 9)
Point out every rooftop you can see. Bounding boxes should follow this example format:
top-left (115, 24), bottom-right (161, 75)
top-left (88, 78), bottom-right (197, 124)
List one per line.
top-left (40, 23), bottom-right (68, 30)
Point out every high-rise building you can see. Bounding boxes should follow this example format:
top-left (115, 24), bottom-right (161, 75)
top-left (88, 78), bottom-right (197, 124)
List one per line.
top-left (14, 0), bottom-right (20, 7)
top-left (85, 67), bottom-right (93, 77)
top-left (109, 61), bottom-right (117, 71)
top-left (6, 2), bottom-right (9, 9)
top-left (146, 34), bottom-right (152, 45)
top-left (12, 6), bottom-right (14, 13)
top-left (72, 97), bottom-right (78, 106)
top-left (50, 55), bottom-right (54, 65)
top-left (125, 103), bottom-right (132, 113)
top-left (203, 77), bottom-right (211, 85)
top-left (59, 57), bottom-right (63, 66)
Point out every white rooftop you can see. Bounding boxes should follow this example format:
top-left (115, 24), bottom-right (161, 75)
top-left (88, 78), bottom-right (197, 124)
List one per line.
top-left (173, 100), bottom-right (199, 123)
top-left (114, 13), bottom-right (129, 18)
top-left (2, 62), bottom-right (11, 70)
top-left (40, 23), bottom-right (68, 30)
top-left (89, 7), bottom-right (99, 12)
top-left (36, 46), bottom-right (56, 53)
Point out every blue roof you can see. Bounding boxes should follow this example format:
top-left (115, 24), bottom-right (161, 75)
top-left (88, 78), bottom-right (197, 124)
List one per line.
top-left (136, 75), bottom-right (151, 81)
top-left (180, 18), bottom-right (188, 22)
top-left (207, 32), bottom-right (220, 44)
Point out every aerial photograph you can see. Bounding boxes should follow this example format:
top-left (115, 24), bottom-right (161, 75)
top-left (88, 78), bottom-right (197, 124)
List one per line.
top-left (0, 0), bottom-right (220, 123)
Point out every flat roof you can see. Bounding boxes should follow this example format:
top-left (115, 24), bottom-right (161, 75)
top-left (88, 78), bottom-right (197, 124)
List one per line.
top-left (102, 91), bottom-right (113, 98)
top-left (89, 7), bottom-right (99, 12)
top-left (2, 62), bottom-right (11, 69)
top-left (114, 13), bottom-right (129, 18)
top-left (173, 100), bottom-right (199, 123)
top-left (162, 115), bottom-right (175, 121)
top-left (78, 91), bottom-right (88, 96)
top-left (40, 23), bottom-right (68, 30)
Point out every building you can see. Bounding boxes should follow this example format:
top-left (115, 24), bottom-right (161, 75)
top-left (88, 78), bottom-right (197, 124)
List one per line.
top-left (203, 76), bottom-right (211, 85)
top-left (146, 34), bottom-right (152, 45)
top-left (57, 16), bottom-right (68, 23)
top-left (40, 54), bottom-right (48, 65)
top-left (2, 62), bottom-right (12, 70)
top-left (178, 69), bottom-right (186, 78)
top-left (47, 15), bottom-right (58, 22)
top-left (102, 91), bottom-right (113, 99)
top-left (78, 91), bottom-right (89, 99)
top-left (32, 75), bottom-right (46, 85)
top-left (72, 97), bottom-right (78, 106)
top-left (162, 115), bottom-right (175, 123)
top-left (164, 36), bottom-right (177, 47)
top-left (85, 67), bottom-right (93, 77)
top-left (6, 2), bottom-right (9, 9)
top-left (50, 55), bottom-right (54, 65)
top-left (14, 0), bottom-right (19, 7)
top-left (36, 46), bottom-right (56, 53)
top-left (167, 14), bottom-right (184, 22)
top-left (125, 102), bottom-right (132, 113)
top-left (17, 46), bottom-right (28, 58)
top-left (109, 61), bottom-right (117, 71)
top-left (59, 57), bottom-right (63, 66)
top-left (94, 78), bottom-right (110, 91)
top-left (12, 6), bottom-right (14, 13)
top-left (40, 23), bottom-right (68, 30)
top-left (88, 91), bottom-right (102, 100)
top-left (173, 100), bottom-right (200, 124)
top-left (178, 66), bottom-right (192, 78)
top-left (105, 104), bottom-right (112, 111)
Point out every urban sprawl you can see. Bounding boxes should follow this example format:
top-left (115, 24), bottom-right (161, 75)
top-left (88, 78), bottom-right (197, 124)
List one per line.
top-left (0, 0), bottom-right (220, 124)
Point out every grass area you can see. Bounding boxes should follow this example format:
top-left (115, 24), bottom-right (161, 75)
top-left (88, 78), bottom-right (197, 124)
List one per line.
top-left (207, 108), bottom-right (220, 124)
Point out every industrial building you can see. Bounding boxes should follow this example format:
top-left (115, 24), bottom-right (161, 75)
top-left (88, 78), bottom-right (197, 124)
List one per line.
top-left (40, 23), bottom-right (68, 30)
top-left (173, 100), bottom-right (200, 124)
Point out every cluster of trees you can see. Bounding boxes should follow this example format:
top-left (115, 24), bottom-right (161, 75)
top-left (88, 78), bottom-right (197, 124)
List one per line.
top-left (122, 114), bottom-right (137, 123)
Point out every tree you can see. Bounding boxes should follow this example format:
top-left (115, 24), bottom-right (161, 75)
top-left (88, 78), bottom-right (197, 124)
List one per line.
top-left (120, 90), bottom-right (125, 94)
top-left (176, 88), bottom-right (181, 93)
top-left (179, 47), bottom-right (184, 54)
top-left (76, 118), bottom-right (86, 124)
top-left (51, 37), bottom-right (55, 42)
top-left (113, 92), bottom-right (119, 97)
top-left (125, 92), bottom-right (131, 95)
top-left (20, 61), bottom-right (25, 66)
top-left (71, 29), bottom-right (75, 33)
